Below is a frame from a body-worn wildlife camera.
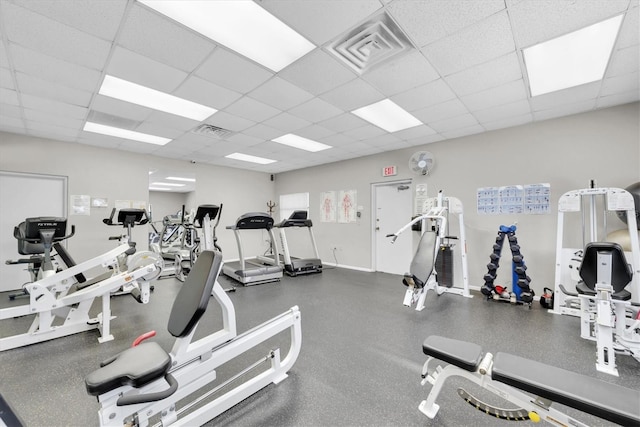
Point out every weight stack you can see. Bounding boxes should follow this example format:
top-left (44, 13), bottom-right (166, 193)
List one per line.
top-left (435, 245), bottom-right (454, 288)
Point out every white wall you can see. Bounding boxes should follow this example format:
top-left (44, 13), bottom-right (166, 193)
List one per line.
top-left (0, 132), bottom-right (276, 278)
top-left (274, 103), bottom-right (640, 296)
top-left (1, 103), bottom-right (638, 297)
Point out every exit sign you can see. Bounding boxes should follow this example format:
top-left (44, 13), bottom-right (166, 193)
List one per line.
top-left (382, 165), bottom-right (397, 177)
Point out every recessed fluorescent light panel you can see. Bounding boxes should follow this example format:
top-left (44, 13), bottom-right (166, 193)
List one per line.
top-left (166, 176), bottom-right (196, 182)
top-left (523, 14), bottom-right (623, 97)
top-left (99, 75), bottom-right (217, 121)
top-left (226, 152), bottom-right (276, 165)
top-left (272, 134), bottom-right (331, 152)
top-left (83, 122), bottom-right (171, 145)
top-left (140, 1), bottom-right (315, 72)
top-left (351, 99), bottom-right (422, 132)
top-left (149, 187), bottom-right (173, 191)
top-left (150, 182), bottom-right (185, 187)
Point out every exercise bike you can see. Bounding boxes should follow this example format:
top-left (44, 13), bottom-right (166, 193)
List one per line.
top-left (5, 216), bottom-right (75, 300)
top-left (102, 208), bottom-right (163, 296)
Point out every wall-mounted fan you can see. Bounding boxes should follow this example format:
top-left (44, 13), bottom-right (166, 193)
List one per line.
top-left (408, 151), bottom-right (435, 175)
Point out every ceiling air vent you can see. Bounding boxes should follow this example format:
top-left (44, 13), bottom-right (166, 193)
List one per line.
top-left (327, 12), bottom-right (414, 75)
top-left (191, 124), bottom-right (235, 139)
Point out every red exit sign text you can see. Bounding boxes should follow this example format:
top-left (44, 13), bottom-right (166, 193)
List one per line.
top-left (382, 166), bottom-right (397, 177)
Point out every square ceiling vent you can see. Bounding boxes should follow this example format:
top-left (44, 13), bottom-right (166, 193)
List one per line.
top-left (191, 124), bottom-right (235, 139)
top-left (327, 12), bottom-right (414, 75)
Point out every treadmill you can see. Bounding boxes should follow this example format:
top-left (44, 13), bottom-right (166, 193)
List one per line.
top-left (222, 212), bottom-right (283, 286)
top-left (260, 210), bottom-right (323, 277)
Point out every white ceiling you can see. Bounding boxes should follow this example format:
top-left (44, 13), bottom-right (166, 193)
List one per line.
top-left (0, 0), bottom-right (638, 175)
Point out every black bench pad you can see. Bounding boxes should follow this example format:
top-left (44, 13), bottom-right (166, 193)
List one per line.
top-left (422, 336), bottom-right (483, 372)
top-left (492, 352), bottom-right (640, 426)
top-left (85, 342), bottom-right (171, 396)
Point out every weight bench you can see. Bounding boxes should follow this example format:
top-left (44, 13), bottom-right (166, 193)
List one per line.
top-left (84, 250), bottom-right (302, 426)
top-left (419, 335), bottom-right (640, 426)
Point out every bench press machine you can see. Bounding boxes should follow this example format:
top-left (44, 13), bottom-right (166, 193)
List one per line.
top-left (84, 250), bottom-right (302, 427)
top-left (0, 225), bottom-right (158, 351)
top-left (418, 335), bottom-right (640, 426)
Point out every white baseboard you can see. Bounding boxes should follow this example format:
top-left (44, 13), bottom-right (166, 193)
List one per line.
top-left (322, 262), bottom-right (374, 273)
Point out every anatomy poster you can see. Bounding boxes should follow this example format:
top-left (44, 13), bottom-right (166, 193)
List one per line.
top-left (320, 191), bottom-right (336, 222)
top-left (338, 190), bottom-right (357, 223)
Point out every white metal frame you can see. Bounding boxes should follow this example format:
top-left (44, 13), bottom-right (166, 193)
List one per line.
top-left (92, 261), bottom-right (302, 427)
top-left (552, 187), bottom-right (640, 316)
top-left (389, 191), bottom-right (471, 311)
top-left (0, 243), bottom-right (156, 351)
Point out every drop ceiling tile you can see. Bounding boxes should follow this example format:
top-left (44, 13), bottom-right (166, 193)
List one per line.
top-left (473, 99), bottom-right (531, 123)
top-left (173, 75), bottom-right (241, 111)
top-left (0, 88), bottom-right (19, 105)
top-left (597, 90), bottom-right (640, 108)
top-left (10, 44), bottom-right (102, 92)
top-left (441, 124), bottom-right (486, 139)
top-left (0, 103), bottom-right (21, 118)
top-left (248, 77), bottom-right (314, 111)
top-left (362, 51), bottom-right (440, 96)
top-left (422, 11), bottom-right (515, 76)
top-left (388, 0), bottom-right (505, 47)
top-left (23, 108), bottom-right (84, 130)
top-left (390, 79), bottom-right (457, 112)
top-left (601, 71), bottom-right (639, 96)
top-left (159, 134), bottom-right (208, 152)
top-left (444, 53), bottom-right (523, 97)
top-left (223, 97), bottom-right (282, 123)
top-left (119, 4), bottom-right (216, 73)
top-left (404, 133), bottom-right (445, 146)
top-left (106, 47), bottom-right (189, 93)
top-left (25, 120), bottom-right (80, 138)
top-left (412, 98), bottom-right (469, 123)
top-left (27, 128), bottom-right (78, 142)
top-left (0, 41), bottom-right (9, 68)
top-left (616, 6), bottom-right (639, 49)
top-left (340, 140), bottom-right (377, 153)
top-left (319, 78), bottom-right (385, 111)
top-left (262, 112), bottom-right (311, 133)
top-left (77, 132), bottom-right (121, 149)
top-left (288, 97), bottom-right (343, 123)
top-left (482, 113), bottom-right (533, 131)
top-left (365, 133), bottom-right (402, 147)
top-left (428, 113), bottom-right (479, 133)
top-left (226, 132), bottom-right (264, 147)
top-left (242, 123), bottom-right (283, 140)
top-left (196, 48), bottom-right (274, 94)
top-left (2, 2), bottom-right (111, 70)
top-left (21, 93), bottom-right (88, 120)
top-left (134, 122), bottom-right (187, 140)
top-left (0, 116), bottom-right (24, 130)
top-left (318, 133), bottom-right (357, 147)
top-left (533, 100), bottom-right (597, 121)
top-left (530, 81), bottom-right (601, 111)
top-left (145, 111), bottom-right (201, 133)
top-left (118, 139), bottom-right (165, 154)
top-left (295, 124), bottom-right (336, 141)
top-left (15, 0), bottom-right (127, 40)
top-left (278, 49), bottom-right (356, 96)
top-left (607, 45), bottom-right (640, 78)
top-left (0, 67), bottom-right (14, 90)
top-left (394, 124), bottom-right (437, 140)
top-left (343, 123), bottom-right (387, 140)
top-left (318, 113), bottom-right (368, 133)
top-left (91, 95), bottom-right (154, 122)
top-left (259, 0), bottom-right (382, 46)
top-left (461, 79), bottom-right (528, 111)
top-left (509, 0), bottom-right (630, 48)
top-left (15, 72), bottom-right (92, 107)
top-left (204, 108), bottom-right (255, 133)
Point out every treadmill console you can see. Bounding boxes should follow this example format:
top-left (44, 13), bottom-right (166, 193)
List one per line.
top-left (235, 212), bottom-right (274, 229)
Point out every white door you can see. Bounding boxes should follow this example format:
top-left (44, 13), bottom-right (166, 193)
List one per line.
top-left (374, 181), bottom-right (413, 275)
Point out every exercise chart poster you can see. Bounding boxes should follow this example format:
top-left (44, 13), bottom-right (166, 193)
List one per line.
top-left (524, 183), bottom-right (550, 214)
top-left (499, 185), bottom-right (524, 214)
top-left (477, 187), bottom-right (499, 215)
top-left (338, 190), bottom-right (357, 223)
top-left (477, 183), bottom-right (551, 215)
top-left (320, 191), bottom-right (336, 222)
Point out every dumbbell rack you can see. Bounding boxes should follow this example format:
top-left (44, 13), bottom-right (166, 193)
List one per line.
top-left (481, 225), bottom-right (534, 308)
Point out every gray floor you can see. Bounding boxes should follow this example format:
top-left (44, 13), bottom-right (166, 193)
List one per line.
top-left (1, 266), bottom-right (639, 427)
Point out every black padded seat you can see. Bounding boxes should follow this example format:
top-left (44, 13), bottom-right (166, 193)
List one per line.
top-left (575, 281), bottom-right (596, 296)
top-left (422, 336), bottom-right (483, 372)
top-left (85, 342), bottom-right (171, 396)
top-left (579, 242), bottom-right (633, 301)
top-left (85, 251), bottom-right (222, 397)
top-left (491, 352), bottom-right (640, 426)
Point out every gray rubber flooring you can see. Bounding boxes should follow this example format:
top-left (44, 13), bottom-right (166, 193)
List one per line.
top-left (1, 266), bottom-right (639, 426)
